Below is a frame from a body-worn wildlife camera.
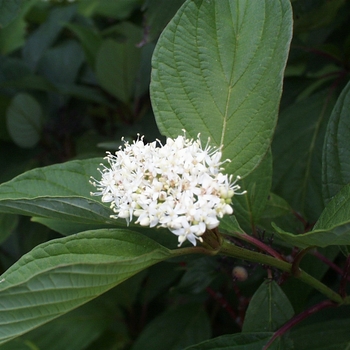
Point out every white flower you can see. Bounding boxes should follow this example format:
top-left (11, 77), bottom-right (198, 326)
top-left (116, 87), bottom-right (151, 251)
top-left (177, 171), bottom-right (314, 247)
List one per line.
top-left (90, 133), bottom-right (246, 247)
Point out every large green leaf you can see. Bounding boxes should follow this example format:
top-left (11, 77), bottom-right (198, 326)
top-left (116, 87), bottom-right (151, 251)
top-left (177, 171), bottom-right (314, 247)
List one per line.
top-left (272, 91), bottom-right (336, 222)
top-left (131, 304), bottom-right (211, 350)
top-left (151, 0), bottom-right (292, 177)
top-left (0, 229), bottom-right (174, 345)
top-left (185, 332), bottom-right (293, 350)
top-left (322, 80), bottom-right (350, 204)
top-left (273, 183), bottom-right (350, 248)
top-left (0, 158), bottom-right (115, 226)
top-left (242, 280), bottom-right (294, 333)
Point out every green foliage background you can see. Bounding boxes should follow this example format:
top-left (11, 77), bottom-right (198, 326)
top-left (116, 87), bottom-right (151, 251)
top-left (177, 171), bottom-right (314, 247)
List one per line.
top-left (0, 0), bottom-right (349, 349)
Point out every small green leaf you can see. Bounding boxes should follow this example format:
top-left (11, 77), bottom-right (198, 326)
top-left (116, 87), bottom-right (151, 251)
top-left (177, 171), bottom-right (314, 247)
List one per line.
top-left (0, 229), bottom-right (173, 345)
top-left (273, 184), bottom-right (350, 249)
top-left (151, 0), bottom-right (292, 177)
top-left (96, 23), bottom-right (142, 104)
top-left (242, 280), bottom-right (294, 333)
top-left (131, 304), bottom-right (211, 350)
top-left (219, 215), bottom-right (245, 236)
top-left (6, 93), bottom-right (43, 148)
top-left (185, 332), bottom-right (293, 350)
top-left (322, 80), bottom-right (350, 204)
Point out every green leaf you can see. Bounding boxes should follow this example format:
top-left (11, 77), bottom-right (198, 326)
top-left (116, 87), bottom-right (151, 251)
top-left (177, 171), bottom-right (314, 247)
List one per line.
top-left (151, 0), bottom-right (292, 177)
top-left (260, 193), bottom-right (292, 220)
top-left (65, 22), bottom-right (102, 68)
top-left (219, 215), bottom-right (245, 236)
top-left (242, 280), bottom-right (294, 333)
top-left (272, 91), bottom-right (336, 222)
top-left (31, 217), bottom-right (113, 236)
top-left (143, 0), bottom-right (185, 43)
top-left (273, 184), bottom-right (350, 248)
top-left (0, 0), bottom-right (38, 54)
top-left (0, 15), bottom-right (25, 54)
top-left (233, 151), bottom-right (272, 231)
top-left (0, 0), bottom-right (21, 28)
top-left (315, 183), bottom-right (350, 231)
top-left (291, 317), bottom-right (350, 350)
top-left (131, 304), bottom-right (211, 350)
top-left (95, 23), bottom-right (142, 104)
top-left (22, 5), bottom-right (76, 70)
top-left (293, 0), bottom-right (346, 33)
top-left (0, 229), bottom-right (173, 345)
top-left (322, 80), bottom-right (350, 204)
top-left (6, 93), bottom-right (43, 148)
top-left (4, 301), bottom-right (112, 350)
top-left (0, 158), bottom-right (116, 226)
top-left (56, 84), bottom-right (113, 107)
top-left (174, 257), bottom-right (218, 294)
top-left (38, 40), bottom-right (85, 85)
top-left (185, 332), bottom-right (292, 350)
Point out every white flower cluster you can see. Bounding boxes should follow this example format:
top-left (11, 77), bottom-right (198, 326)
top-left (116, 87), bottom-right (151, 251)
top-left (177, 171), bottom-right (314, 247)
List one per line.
top-left (90, 134), bottom-right (245, 247)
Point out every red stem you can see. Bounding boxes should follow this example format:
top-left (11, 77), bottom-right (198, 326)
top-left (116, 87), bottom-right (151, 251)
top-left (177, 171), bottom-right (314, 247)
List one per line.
top-left (263, 300), bottom-right (336, 349)
top-left (239, 233), bottom-right (286, 261)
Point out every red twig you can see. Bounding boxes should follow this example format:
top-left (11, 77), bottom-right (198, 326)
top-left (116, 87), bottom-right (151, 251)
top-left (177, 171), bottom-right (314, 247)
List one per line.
top-left (240, 233), bottom-right (287, 261)
top-left (263, 300), bottom-right (336, 349)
